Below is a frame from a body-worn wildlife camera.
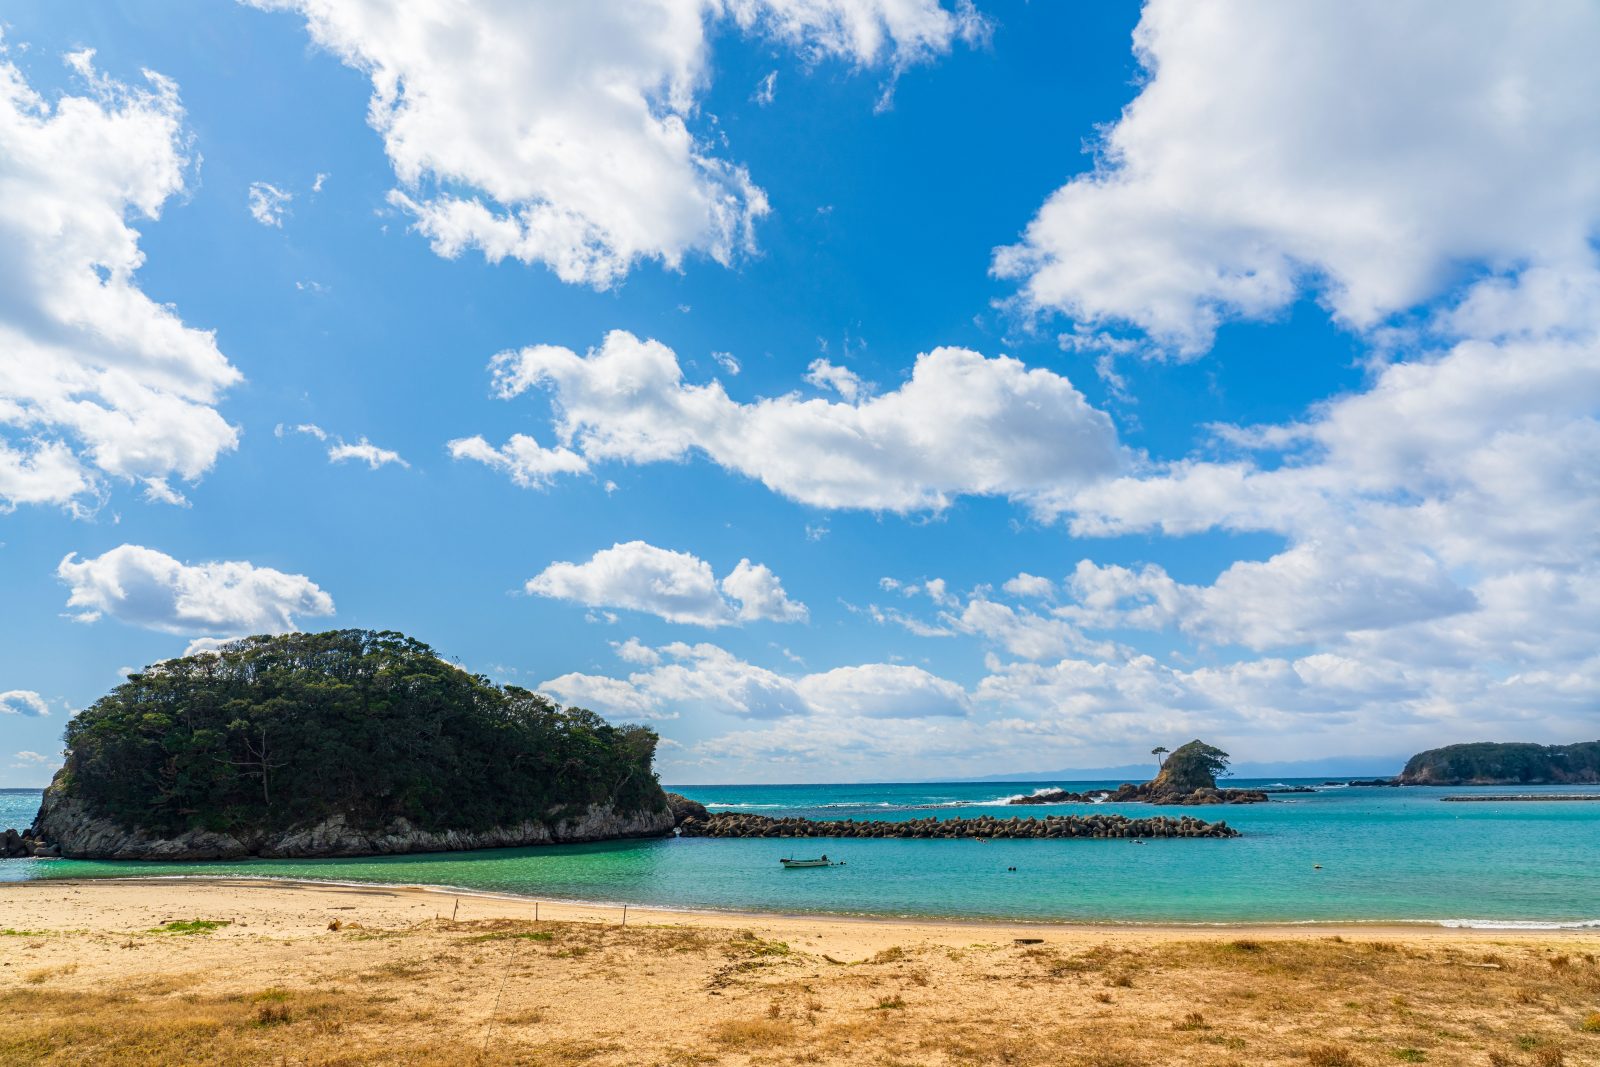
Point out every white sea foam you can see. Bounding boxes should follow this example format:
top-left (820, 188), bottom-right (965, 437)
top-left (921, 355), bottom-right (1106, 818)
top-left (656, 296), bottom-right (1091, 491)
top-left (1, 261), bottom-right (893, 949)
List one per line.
top-left (981, 786), bottom-right (1120, 806)
top-left (1436, 918), bottom-right (1600, 930)
top-left (814, 801), bottom-right (896, 809)
top-left (985, 786), bottom-right (1074, 805)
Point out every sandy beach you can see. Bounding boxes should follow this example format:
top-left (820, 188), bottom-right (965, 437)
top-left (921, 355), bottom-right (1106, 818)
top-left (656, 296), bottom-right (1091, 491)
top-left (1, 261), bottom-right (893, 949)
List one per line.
top-left (2, 879), bottom-right (1598, 1065)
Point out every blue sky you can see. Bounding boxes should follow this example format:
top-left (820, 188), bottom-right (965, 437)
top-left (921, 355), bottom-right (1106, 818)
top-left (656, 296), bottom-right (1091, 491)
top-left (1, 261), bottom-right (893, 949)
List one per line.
top-left (2, 1), bottom-right (1597, 786)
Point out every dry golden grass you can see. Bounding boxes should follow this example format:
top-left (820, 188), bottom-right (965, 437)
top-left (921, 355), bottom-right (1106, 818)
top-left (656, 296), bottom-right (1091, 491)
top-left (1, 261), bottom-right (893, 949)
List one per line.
top-left (20, 964), bottom-right (77, 986)
top-left (1, 885), bottom-right (1599, 1067)
top-left (712, 1017), bottom-right (796, 1048)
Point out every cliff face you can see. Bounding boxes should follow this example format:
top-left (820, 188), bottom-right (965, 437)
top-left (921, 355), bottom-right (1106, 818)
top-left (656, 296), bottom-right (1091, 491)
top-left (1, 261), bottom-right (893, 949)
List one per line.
top-left (33, 789), bottom-right (673, 861)
top-left (1400, 741), bottom-right (1600, 785)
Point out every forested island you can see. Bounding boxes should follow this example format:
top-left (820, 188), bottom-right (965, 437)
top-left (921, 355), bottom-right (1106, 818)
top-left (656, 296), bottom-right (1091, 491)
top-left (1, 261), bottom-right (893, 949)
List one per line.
top-left (1399, 740), bottom-right (1600, 785)
top-left (18, 630), bottom-right (676, 860)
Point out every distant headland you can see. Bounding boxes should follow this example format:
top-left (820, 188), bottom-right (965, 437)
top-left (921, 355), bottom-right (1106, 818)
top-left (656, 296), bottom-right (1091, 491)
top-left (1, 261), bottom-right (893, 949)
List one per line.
top-left (1397, 740), bottom-right (1600, 786)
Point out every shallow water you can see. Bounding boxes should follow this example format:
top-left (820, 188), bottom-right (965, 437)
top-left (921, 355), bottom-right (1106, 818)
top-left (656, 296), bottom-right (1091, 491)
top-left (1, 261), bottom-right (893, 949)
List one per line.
top-left (3, 780), bottom-right (1597, 927)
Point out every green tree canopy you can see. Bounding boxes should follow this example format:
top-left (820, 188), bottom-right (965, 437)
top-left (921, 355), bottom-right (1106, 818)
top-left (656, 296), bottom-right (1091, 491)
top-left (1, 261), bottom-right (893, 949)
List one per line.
top-left (1401, 741), bottom-right (1600, 784)
top-left (58, 629), bottom-right (665, 836)
top-left (1151, 740), bottom-right (1231, 791)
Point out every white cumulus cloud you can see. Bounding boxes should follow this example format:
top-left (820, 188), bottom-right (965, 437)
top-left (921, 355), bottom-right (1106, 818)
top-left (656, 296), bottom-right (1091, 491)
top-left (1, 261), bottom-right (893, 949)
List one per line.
top-left (527, 541), bottom-right (806, 627)
top-left (328, 437), bottom-right (408, 470)
top-left (995, 1), bottom-right (1600, 354)
top-left (539, 639), bottom-right (966, 724)
top-left (57, 543), bottom-right (335, 640)
top-left (1002, 572), bottom-right (1054, 599)
top-left (795, 663), bottom-right (968, 718)
top-left (461, 330), bottom-right (1124, 512)
top-left (279, 422), bottom-right (409, 470)
top-left (247, 180), bottom-right (292, 226)
top-left (0, 690), bottom-right (50, 717)
top-left (245, 0), bottom-right (980, 287)
top-left (804, 358), bottom-right (868, 401)
top-left (0, 44), bottom-right (240, 512)
top-left (447, 433), bottom-right (588, 488)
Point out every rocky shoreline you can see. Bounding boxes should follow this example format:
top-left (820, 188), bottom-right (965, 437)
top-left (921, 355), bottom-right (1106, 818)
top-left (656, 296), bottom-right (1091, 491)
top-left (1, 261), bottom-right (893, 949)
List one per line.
top-left (1009, 783), bottom-right (1280, 806)
top-left (11, 794), bottom-right (675, 861)
top-left (1, 826), bottom-right (58, 859)
top-left (676, 811), bottom-right (1238, 839)
top-left (1004, 740), bottom-right (1307, 808)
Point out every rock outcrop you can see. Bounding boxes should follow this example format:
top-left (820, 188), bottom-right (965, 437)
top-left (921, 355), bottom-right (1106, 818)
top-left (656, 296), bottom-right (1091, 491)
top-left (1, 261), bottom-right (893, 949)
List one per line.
top-left (664, 792), bottom-right (709, 827)
top-left (28, 792), bottom-right (674, 861)
top-left (1, 826), bottom-right (58, 858)
top-left (1011, 784), bottom-right (1268, 806)
top-left (1008, 740), bottom-right (1283, 806)
top-left (677, 811), bottom-right (1238, 839)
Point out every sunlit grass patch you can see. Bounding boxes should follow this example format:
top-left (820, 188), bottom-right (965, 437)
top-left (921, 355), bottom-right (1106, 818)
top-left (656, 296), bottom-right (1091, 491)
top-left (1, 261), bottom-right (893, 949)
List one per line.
top-left (0, 984), bottom-right (380, 1065)
top-left (1305, 1044), bottom-right (1355, 1066)
top-left (712, 1018), bottom-right (795, 1048)
top-left (356, 958), bottom-right (430, 982)
top-left (22, 964), bottom-right (78, 985)
top-left (731, 932), bottom-right (791, 957)
top-left (252, 1003), bottom-right (292, 1027)
top-left (522, 1038), bottom-right (623, 1063)
top-left (147, 920), bottom-right (231, 935)
top-left (468, 929), bottom-right (554, 943)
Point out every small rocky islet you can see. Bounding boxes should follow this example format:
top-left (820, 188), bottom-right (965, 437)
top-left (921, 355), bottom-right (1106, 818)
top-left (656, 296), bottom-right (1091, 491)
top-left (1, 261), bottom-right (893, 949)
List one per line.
top-left (1008, 739), bottom-right (1296, 807)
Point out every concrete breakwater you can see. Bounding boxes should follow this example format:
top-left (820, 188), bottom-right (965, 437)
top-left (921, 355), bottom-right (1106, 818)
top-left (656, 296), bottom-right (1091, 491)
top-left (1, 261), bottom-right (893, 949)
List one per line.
top-left (676, 811), bottom-right (1239, 839)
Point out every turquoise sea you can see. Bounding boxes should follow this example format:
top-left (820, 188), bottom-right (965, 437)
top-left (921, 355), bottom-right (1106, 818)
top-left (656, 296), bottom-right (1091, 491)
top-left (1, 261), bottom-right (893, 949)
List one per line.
top-left (3, 781), bottom-right (1598, 927)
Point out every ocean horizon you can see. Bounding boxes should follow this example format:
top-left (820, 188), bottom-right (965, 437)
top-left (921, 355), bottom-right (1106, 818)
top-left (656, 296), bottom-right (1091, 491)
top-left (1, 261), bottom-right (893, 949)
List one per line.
top-left (5, 780), bottom-right (1598, 929)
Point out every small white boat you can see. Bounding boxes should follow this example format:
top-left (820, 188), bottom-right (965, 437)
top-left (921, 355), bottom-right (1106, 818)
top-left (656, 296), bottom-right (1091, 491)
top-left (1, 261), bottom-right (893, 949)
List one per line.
top-left (780, 854), bottom-right (843, 868)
